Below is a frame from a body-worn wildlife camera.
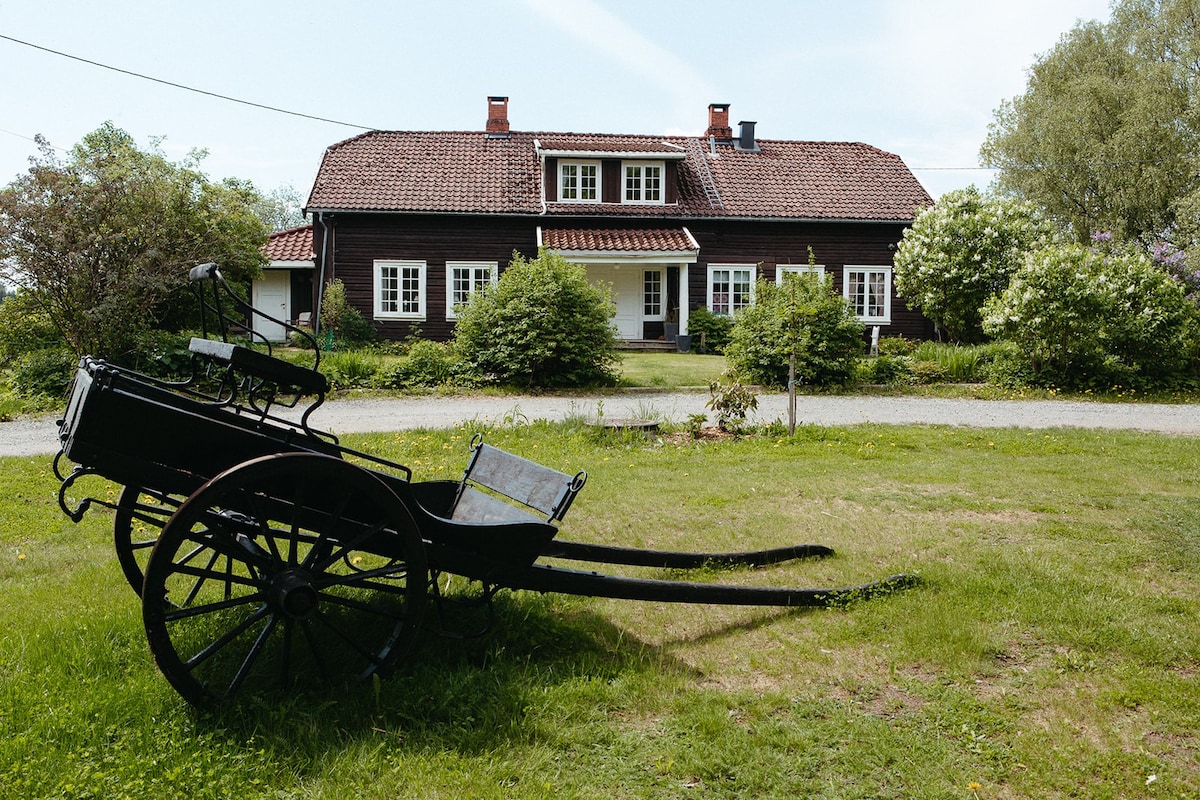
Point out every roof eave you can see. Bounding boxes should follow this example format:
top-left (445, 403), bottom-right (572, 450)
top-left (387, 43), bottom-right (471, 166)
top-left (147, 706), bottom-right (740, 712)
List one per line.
top-left (303, 207), bottom-right (918, 225)
top-left (536, 148), bottom-right (687, 160)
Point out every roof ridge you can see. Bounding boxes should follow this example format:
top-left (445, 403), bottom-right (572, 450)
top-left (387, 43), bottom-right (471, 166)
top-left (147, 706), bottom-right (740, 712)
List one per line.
top-left (269, 223), bottom-right (313, 237)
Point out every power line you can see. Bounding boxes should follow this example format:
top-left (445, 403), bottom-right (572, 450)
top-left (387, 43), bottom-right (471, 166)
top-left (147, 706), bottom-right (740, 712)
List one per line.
top-left (0, 33), bottom-right (376, 131)
top-left (911, 166), bottom-right (998, 172)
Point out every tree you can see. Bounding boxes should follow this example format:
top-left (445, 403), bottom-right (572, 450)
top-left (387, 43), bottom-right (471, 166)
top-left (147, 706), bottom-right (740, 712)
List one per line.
top-left (254, 183), bottom-right (307, 231)
top-left (453, 249), bottom-right (618, 388)
top-left (982, 242), bottom-right (1200, 389)
top-left (981, 1), bottom-right (1200, 246)
top-left (893, 186), bottom-right (1056, 342)
top-left (0, 123), bottom-right (268, 360)
top-left (724, 273), bottom-right (864, 388)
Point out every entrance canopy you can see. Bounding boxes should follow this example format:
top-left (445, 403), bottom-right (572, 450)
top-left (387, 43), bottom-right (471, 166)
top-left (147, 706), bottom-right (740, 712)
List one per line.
top-left (537, 227), bottom-right (699, 340)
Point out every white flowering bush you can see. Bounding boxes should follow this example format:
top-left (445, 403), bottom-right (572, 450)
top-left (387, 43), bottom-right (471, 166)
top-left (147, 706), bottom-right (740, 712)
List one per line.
top-left (894, 187), bottom-right (1055, 343)
top-left (982, 244), bottom-right (1200, 389)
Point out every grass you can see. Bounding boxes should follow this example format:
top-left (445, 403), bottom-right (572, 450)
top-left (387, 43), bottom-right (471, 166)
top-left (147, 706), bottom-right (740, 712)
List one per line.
top-left (616, 351), bottom-right (726, 388)
top-left (5, 422), bottom-right (1200, 797)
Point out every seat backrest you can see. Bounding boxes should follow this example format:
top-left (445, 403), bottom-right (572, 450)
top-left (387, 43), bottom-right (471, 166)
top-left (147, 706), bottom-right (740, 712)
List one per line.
top-left (453, 439), bottom-right (586, 524)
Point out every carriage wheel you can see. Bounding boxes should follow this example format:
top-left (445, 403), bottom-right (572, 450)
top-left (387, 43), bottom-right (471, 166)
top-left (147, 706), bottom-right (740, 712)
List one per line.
top-left (142, 453), bottom-right (428, 706)
top-left (114, 485), bottom-right (180, 596)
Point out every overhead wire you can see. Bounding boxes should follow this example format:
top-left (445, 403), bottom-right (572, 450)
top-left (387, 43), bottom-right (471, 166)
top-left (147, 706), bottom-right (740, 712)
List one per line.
top-left (0, 33), bottom-right (377, 132)
top-left (1, 33), bottom-right (1193, 175)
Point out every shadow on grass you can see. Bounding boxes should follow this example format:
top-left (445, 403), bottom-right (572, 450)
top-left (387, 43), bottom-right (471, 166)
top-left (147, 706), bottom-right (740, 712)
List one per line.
top-left (187, 587), bottom-right (833, 761)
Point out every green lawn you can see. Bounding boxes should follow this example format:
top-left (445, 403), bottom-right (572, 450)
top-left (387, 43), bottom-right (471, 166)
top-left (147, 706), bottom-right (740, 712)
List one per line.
top-left (616, 351), bottom-right (726, 388)
top-left (3, 422), bottom-right (1199, 798)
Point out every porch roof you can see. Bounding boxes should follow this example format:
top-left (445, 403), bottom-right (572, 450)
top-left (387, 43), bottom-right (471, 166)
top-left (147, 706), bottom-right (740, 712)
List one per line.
top-left (264, 224), bottom-right (315, 263)
top-left (537, 226), bottom-right (699, 258)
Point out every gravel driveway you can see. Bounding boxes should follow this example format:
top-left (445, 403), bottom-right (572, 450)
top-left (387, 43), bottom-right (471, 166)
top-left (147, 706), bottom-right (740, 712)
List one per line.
top-left (4, 390), bottom-right (1197, 458)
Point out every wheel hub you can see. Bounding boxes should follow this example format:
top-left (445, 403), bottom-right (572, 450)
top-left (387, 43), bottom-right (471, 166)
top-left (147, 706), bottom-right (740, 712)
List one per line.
top-left (271, 570), bottom-right (319, 619)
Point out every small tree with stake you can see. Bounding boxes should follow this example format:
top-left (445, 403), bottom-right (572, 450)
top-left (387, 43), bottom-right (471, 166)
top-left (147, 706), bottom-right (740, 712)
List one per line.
top-left (725, 258), bottom-right (864, 395)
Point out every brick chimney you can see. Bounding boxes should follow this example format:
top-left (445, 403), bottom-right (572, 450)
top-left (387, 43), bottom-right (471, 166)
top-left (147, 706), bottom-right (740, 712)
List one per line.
top-left (706, 103), bottom-right (732, 140)
top-left (486, 96), bottom-right (510, 137)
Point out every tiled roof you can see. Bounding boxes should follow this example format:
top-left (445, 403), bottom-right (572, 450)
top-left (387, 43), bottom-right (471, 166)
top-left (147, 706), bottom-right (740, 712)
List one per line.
top-left (306, 130), bottom-right (931, 222)
top-left (307, 131), bottom-right (542, 214)
top-left (264, 224), bottom-right (314, 262)
top-left (541, 227), bottom-right (698, 253)
top-left (537, 135), bottom-right (687, 155)
top-left (699, 140), bottom-right (931, 220)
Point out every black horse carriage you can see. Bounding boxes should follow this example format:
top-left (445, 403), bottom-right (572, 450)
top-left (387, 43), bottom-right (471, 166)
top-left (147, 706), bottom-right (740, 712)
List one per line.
top-left (54, 264), bottom-right (916, 706)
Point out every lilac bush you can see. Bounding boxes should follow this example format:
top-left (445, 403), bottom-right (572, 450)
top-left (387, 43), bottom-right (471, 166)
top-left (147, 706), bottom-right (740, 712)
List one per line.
top-left (983, 244), bottom-right (1200, 390)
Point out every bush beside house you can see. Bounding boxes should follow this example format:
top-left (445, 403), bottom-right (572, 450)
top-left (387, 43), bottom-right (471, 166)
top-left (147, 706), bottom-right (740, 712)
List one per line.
top-left (453, 250), bottom-right (619, 388)
top-left (724, 276), bottom-right (864, 388)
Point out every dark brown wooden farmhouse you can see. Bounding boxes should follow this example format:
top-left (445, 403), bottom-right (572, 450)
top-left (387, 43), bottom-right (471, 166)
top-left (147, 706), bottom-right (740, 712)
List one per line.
top-left (299, 97), bottom-right (934, 345)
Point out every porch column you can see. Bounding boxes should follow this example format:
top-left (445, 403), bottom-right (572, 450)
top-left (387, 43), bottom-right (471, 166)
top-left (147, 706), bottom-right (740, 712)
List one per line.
top-left (679, 262), bottom-right (690, 334)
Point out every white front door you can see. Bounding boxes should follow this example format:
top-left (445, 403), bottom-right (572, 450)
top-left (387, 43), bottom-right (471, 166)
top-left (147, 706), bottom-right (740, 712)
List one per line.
top-left (252, 270), bottom-right (290, 342)
top-left (590, 265), bottom-right (642, 339)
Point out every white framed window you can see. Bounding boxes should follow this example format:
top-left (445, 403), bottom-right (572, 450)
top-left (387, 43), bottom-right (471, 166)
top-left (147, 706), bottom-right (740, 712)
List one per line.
top-left (559, 160), bottom-right (600, 202)
top-left (624, 161), bottom-right (664, 204)
top-left (707, 264), bottom-right (755, 317)
top-left (643, 269), bottom-right (664, 319)
top-left (446, 261), bottom-right (497, 319)
top-left (374, 259), bottom-right (426, 320)
top-left (843, 266), bottom-right (892, 324)
top-left (777, 265), bottom-right (826, 285)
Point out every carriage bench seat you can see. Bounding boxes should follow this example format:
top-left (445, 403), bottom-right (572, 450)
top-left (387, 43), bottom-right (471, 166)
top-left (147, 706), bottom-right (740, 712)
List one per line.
top-left (189, 337), bottom-right (329, 396)
top-left (448, 440), bottom-right (587, 526)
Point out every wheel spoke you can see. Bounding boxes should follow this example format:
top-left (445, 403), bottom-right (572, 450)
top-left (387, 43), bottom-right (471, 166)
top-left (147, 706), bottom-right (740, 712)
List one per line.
top-left (114, 485), bottom-right (182, 597)
top-left (183, 547), bottom-right (225, 606)
top-left (317, 590), bottom-right (411, 622)
top-left (181, 603), bottom-right (272, 670)
top-left (312, 518), bottom-right (391, 573)
top-left (226, 613), bottom-right (281, 697)
top-left (298, 618), bottom-right (332, 682)
top-left (162, 590), bottom-right (266, 623)
top-left (308, 609), bottom-right (389, 672)
top-left (314, 562), bottom-right (410, 589)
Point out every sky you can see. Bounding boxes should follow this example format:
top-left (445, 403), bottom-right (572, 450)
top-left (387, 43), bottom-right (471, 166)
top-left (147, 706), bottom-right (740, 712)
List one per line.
top-left (0, 0), bottom-right (1114, 206)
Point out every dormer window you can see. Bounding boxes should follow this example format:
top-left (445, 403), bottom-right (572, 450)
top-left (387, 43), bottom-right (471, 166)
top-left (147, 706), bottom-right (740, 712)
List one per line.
top-left (559, 160), bottom-right (599, 203)
top-left (624, 162), bottom-right (663, 204)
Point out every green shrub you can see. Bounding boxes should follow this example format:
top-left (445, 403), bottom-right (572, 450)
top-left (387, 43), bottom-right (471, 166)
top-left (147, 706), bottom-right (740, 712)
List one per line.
top-left (320, 349), bottom-right (384, 389)
top-left (8, 347), bottom-right (77, 399)
top-left (724, 276), bottom-right (864, 388)
top-left (907, 359), bottom-right (949, 384)
top-left (453, 249), bottom-right (618, 388)
top-left (910, 341), bottom-right (1005, 383)
top-left (685, 306), bottom-right (733, 354)
top-left (981, 341), bottom-right (1038, 388)
top-left (320, 279), bottom-right (376, 348)
top-left (378, 339), bottom-right (459, 388)
top-left (0, 291), bottom-right (64, 367)
top-left (876, 335), bottom-right (917, 356)
top-left (0, 389), bottom-right (21, 421)
top-left (706, 370), bottom-right (758, 433)
top-left (112, 329), bottom-right (194, 379)
top-left (856, 354), bottom-right (915, 385)
top-left (983, 244), bottom-right (1200, 390)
